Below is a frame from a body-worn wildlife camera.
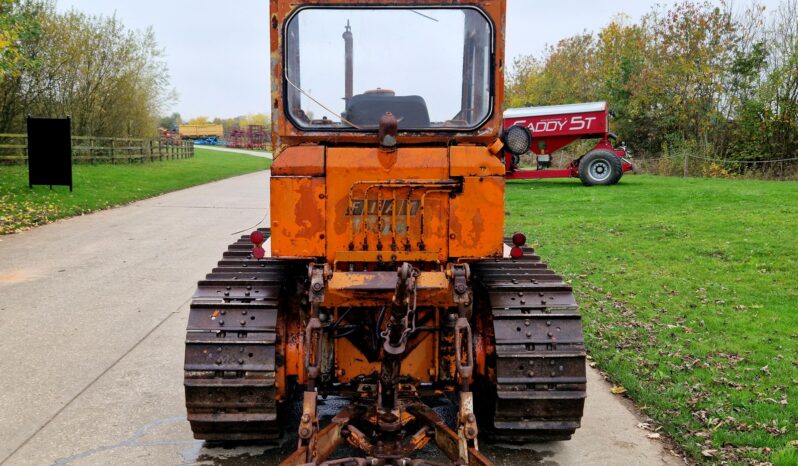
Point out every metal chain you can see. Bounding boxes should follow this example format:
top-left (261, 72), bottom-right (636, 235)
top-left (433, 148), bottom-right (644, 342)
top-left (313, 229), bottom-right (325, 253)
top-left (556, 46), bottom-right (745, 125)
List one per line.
top-left (380, 268), bottom-right (419, 348)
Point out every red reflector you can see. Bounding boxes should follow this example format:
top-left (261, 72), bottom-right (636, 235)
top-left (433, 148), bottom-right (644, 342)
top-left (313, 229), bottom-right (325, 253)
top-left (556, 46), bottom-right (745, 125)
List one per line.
top-left (252, 246), bottom-right (266, 260)
top-left (512, 233), bottom-right (527, 247)
top-left (250, 231), bottom-right (265, 245)
top-left (510, 246), bottom-right (524, 259)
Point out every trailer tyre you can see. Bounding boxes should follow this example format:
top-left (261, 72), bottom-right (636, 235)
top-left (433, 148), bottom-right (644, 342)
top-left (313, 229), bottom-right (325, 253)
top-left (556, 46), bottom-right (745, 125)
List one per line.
top-left (579, 150), bottom-right (623, 186)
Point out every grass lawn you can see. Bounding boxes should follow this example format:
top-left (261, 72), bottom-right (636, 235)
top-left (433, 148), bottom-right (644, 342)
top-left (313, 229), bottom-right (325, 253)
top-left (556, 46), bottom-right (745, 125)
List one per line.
top-left (0, 147), bottom-right (270, 235)
top-left (506, 175), bottom-right (798, 465)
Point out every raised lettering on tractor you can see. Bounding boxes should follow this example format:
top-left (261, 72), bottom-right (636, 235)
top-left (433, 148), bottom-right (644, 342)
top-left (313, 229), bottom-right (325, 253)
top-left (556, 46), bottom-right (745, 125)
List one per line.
top-left (183, 2), bottom-right (586, 465)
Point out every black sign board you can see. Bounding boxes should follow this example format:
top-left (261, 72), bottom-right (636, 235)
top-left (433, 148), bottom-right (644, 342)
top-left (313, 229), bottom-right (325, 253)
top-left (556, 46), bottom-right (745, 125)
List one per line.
top-left (27, 116), bottom-right (72, 191)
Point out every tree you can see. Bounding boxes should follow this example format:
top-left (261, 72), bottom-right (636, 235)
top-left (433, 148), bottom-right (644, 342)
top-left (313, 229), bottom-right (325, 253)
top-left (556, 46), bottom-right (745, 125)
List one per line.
top-left (186, 116), bottom-right (210, 125)
top-left (158, 112), bottom-right (182, 130)
top-left (0, 1), bottom-right (174, 137)
top-left (0, 0), bottom-right (40, 76)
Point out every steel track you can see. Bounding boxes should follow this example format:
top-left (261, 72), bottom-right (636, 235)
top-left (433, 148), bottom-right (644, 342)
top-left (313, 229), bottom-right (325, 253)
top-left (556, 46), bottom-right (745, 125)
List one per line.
top-left (184, 228), bottom-right (286, 440)
top-left (473, 243), bottom-right (587, 442)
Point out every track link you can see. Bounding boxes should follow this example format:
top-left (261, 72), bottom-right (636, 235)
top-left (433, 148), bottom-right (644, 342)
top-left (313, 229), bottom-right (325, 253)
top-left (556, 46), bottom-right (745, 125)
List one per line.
top-left (473, 242), bottom-right (586, 442)
top-left (184, 228), bottom-right (286, 441)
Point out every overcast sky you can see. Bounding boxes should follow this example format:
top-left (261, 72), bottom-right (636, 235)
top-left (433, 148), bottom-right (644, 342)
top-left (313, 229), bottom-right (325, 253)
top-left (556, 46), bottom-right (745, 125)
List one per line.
top-left (57, 0), bottom-right (783, 120)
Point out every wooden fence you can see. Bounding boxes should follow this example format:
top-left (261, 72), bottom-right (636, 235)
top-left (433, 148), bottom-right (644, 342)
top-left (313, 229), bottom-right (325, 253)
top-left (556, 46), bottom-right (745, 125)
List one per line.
top-left (0, 133), bottom-right (194, 164)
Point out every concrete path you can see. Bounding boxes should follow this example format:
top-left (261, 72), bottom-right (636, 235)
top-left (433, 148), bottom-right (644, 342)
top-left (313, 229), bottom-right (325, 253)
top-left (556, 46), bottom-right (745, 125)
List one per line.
top-left (195, 145), bottom-right (273, 158)
top-left (0, 171), bottom-right (681, 466)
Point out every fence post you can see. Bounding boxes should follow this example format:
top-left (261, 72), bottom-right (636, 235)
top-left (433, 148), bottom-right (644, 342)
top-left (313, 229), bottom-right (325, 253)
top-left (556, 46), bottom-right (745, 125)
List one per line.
top-left (110, 139), bottom-right (115, 164)
top-left (683, 153), bottom-right (689, 177)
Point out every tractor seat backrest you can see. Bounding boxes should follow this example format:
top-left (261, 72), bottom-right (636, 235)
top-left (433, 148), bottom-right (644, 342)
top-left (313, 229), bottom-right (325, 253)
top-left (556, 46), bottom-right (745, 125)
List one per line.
top-left (345, 94), bottom-right (430, 129)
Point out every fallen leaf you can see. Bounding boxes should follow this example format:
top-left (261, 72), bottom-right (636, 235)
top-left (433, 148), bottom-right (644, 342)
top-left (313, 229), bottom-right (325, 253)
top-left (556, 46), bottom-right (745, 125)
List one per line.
top-left (701, 449), bottom-right (717, 458)
top-left (647, 433), bottom-right (661, 439)
top-left (611, 385), bottom-right (627, 395)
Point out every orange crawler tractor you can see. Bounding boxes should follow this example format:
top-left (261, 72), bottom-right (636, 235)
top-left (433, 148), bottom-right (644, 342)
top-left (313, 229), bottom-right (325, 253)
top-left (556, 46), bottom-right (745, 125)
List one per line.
top-left (184, 1), bottom-right (586, 464)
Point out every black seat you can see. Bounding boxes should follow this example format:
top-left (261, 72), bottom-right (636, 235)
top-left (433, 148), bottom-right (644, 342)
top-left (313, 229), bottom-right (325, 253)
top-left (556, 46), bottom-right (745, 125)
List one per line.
top-left (345, 94), bottom-right (430, 128)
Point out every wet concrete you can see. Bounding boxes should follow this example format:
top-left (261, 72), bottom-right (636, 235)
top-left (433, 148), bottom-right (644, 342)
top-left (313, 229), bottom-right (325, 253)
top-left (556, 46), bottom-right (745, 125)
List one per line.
top-left (0, 170), bottom-right (681, 466)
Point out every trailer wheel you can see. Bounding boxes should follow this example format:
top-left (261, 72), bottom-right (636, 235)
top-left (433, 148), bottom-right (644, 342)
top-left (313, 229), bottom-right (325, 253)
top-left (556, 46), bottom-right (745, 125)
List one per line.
top-left (579, 150), bottom-right (623, 186)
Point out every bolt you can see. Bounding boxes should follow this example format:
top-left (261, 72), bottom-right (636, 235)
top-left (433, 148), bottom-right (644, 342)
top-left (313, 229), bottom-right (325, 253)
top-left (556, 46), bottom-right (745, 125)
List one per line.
top-left (455, 284), bottom-right (467, 294)
top-left (527, 370), bottom-right (535, 377)
top-left (242, 310), bottom-right (248, 315)
top-left (467, 427), bottom-right (476, 437)
top-left (520, 300), bottom-right (526, 305)
top-left (546, 320), bottom-right (551, 326)
top-left (220, 310), bottom-right (226, 315)
top-left (219, 319), bottom-right (224, 326)
top-left (312, 282), bottom-right (323, 292)
top-left (301, 414), bottom-right (311, 423)
top-left (518, 292), bottom-right (523, 297)
top-left (215, 358), bottom-right (222, 365)
top-left (240, 320), bottom-right (246, 326)
top-left (541, 300), bottom-right (547, 305)
top-left (512, 279), bottom-right (518, 284)
top-left (300, 427), bottom-right (310, 437)
top-left (524, 319), bottom-right (531, 326)
top-left (551, 371), bottom-right (556, 377)
top-left (526, 331), bottom-right (532, 337)
top-left (238, 358), bottom-right (244, 365)
top-left (217, 347), bottom-right (222, 352)
top-left (547, 331), bottom-right (553, 337)
top-left (467, 414), bottom-right (476, 422)
top-left (224, 292), bottom-right (230, 297)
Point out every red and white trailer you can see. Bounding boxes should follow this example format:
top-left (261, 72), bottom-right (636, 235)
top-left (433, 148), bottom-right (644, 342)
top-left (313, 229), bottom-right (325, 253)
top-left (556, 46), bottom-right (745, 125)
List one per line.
top-left (502, 101), bottom-right (634, 186)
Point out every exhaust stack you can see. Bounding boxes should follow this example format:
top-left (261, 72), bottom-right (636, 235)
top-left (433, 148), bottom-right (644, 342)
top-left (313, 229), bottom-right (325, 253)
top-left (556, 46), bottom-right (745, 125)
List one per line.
top-left (343, 20), bottom-right (353, 105)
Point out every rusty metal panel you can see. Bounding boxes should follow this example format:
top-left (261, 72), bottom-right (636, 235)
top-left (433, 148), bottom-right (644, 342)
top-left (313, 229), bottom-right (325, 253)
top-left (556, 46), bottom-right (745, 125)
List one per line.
top-left (187, 304), bottom-right (278, 332)
top-left (493, 316), bottom-right (583, 344)
top-left (328, 271), bottom-right (448, 292)
top-left (271, 145), bottom-right (325, 176)
top-left (185, 379), bottom-right (276, 410)
top-left (494, 395), bottom-right (585, 421)
top-left (325, 147), bottom-right (450, 263)
top-left (449, 145), bottom-right (505, 176)
top-left (487, 290), bottom-right (577, 309)
top-left (271, 176), bottom-right (326, 257)
top-left (449, 176), bottom-right (504, 258)
top-left (495, 353), bottom-right (587, 384)
top-left (185, 333), bottom-right (276, 372)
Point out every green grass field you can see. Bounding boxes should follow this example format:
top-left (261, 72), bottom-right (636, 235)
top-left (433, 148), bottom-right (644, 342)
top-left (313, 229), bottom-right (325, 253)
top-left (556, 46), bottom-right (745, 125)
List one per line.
top-left (0, 147), bottom-right (270, 235)
top-left (506, 175), bottom-right (797, 465)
